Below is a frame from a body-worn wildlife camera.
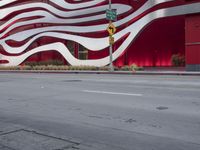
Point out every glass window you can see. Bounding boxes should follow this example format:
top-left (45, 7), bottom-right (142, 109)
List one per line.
top-left (67, 41), bottom-right (75, 56)
top-left (78, 45), bottom-right (88, 60)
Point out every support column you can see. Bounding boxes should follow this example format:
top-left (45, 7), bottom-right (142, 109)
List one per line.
top-left (74, 42), bottom-right (79, 59)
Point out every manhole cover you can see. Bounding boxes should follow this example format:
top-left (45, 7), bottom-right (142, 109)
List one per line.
top-left (156, 106), bottom-right (169, 110)
top-left (0, 130), bottom-right (79, 150)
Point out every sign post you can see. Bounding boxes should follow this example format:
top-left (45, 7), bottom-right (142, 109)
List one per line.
top-left (106, 0), bottom-right (117, 72)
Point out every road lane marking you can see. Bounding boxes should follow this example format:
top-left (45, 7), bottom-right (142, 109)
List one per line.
top-left (83, 90), bottom-right (143, 97)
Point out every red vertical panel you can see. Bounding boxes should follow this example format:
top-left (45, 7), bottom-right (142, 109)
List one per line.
top-left (123, 16), bottom-right (185, 67)
top-left (185, 14), bottom-right (200, 64)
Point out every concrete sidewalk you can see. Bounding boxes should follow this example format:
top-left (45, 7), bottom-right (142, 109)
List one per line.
top-left (0, 121), bottom-right (100, 150)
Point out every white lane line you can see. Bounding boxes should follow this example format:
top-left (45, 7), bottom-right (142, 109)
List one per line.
top-left (83, 90), bottom-right (143, 97)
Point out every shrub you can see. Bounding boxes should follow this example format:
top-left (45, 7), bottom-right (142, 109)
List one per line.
top-left (130, 64), bottom-right (144, 71)
top-left (120, 64), bottom-right (143, 71)
top-left (120, 65), bottom-right (130, 71)
top-left (0, 66), bottom-right (20, 70)
top-left (24, 62), bottom-right (37, 67)
top-left (0, 64), bottom-right (143, 71)
top-left (25, 60), bottom-right (64, 66)
top-left (114, 66), bottom-right (119, 71)
top-left (98, 66), bottom-right (109, 71)
top-left (20, 65), bottom-right (32, 70)
top-left (171, 54), bottom-right (185, 67)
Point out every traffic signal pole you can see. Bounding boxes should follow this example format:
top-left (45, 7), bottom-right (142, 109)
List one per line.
top-left (108, 0), bottom-right (114, 72)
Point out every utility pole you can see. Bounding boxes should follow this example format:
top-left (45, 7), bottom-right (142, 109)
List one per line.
top-left (108, 0), bottom-right (114, 72)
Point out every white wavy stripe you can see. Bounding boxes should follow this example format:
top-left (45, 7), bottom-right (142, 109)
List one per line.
top-left (1, 3), bottom-right (200, 67)
top-left (1, 32), bottom-right (112, 54)
top-left (50, 0), bottom-right (106, 10)
top-left (0, 0), bottom-right (142, 31)
top-left (115, 0), bottom-right (174, 27)
top-left (0, 1), bottom-right (111, 20)
top-left (0, 0), bottom-right (174, 45)
top-left (0, 4), bottom-right (130, 31)
top-left (0, 0), bottom-right (17, 7)
top-left (0, 4), bottom-right (131, 37)
top-left (0, 0), bottom-right (105, 9)
top-left (0, 1), bottom-right (188, 56)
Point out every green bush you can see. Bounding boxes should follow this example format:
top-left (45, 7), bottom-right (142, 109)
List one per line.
top-left (32, 65), bottom-right (46, 70)
top-left (120, 65), bottom-right (130, 71)
top-left (0, 64), bottom-right (143, 71)
top-left (24, 62), bottom-right (37, 67)
top-left (120, 64), bottom-right (143, 71)
top-left (20, 65), bottom-right (32, 70)
top-left (67, 66), bottom-right (98, 71)
top-left (171, 54), bottom-right (185, 67)
top-left (0, 66), bottom-right (20, 70)
top-left (130, 64), bottom-right (144, 71)
top-left (98, 66), bottom-right (109, 71)
top-left (25, 60), bottom-right (64, 66)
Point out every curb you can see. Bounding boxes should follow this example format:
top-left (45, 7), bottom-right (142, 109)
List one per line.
top-left (0, 70), bottom-right (200, 76)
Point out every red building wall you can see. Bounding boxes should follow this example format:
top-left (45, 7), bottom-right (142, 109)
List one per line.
top-left (0, 0), bottom-right (200, 69)
top-left (114, 16), bottom-right (185, 67)
top-left (185, 14), bottom-right (200, 71)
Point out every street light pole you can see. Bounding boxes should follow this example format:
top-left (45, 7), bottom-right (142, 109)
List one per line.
top-left (108, 0), bottom-right (114, 72)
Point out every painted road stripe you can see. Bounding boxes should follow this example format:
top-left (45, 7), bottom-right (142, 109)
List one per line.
top-left (83, 90), bottom-right (142, 96)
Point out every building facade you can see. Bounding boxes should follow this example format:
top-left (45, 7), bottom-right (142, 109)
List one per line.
top-left (0, 0), bottom-right (200, 70)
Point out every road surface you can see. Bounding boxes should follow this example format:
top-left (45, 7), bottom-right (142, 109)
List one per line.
top-left (0, 73), bottom-right (200, 150)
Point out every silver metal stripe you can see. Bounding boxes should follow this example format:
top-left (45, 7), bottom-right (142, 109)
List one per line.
top-left (186, 42), bottom-right (200, 46)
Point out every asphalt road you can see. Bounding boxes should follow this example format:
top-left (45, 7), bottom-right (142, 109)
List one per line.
top-left (0, 73), bottom-right (200, 150)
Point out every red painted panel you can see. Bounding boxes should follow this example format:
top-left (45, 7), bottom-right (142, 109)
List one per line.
top-left (114, 16), bottom-right (185, 67)
top-left (185, 14), bottom-right (200, 64)
top-left (186, 45), bottom-right (200, 64)
top-left (185, 14), bottom-right (200, 43)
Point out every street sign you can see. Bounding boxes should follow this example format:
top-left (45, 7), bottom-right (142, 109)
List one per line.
top-left (109, 36), bottom-right (114, 45)
top-left (106, 9), bottom-right (117, 21)
top-left (107, 22), bottom-right (116, 35)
